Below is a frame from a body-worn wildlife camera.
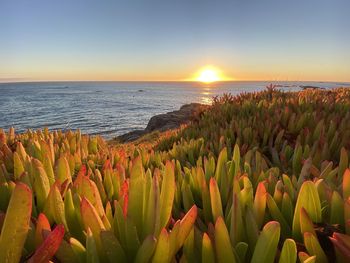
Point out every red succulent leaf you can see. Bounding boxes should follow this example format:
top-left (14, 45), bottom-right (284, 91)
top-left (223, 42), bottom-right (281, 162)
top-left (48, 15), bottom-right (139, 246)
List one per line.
top-left (60, 178), bottom-right (70, 195)
top-left (330, 234), bottom-right (350, 262)
top-left (78, 164), bottom-right (87, 177)
top-left (120, 179), bottom-right (129, 217)
top-left (123, 193), bottom-right (129, 217)
top-left (28, 224), bottom-right (65, 263)
top-left (103, 159), bottom-right (112, 171)
top-left (35, 213), bottom-right (51, 248)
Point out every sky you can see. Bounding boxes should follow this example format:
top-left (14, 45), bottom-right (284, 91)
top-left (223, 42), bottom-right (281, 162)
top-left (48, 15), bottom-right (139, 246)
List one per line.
top-left (1, 0), bottom-right (349, 82)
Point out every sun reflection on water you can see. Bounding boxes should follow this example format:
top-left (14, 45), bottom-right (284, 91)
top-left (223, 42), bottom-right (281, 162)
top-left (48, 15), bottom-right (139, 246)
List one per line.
top-left (201, 96), bottom-right (212, 104)
top-left (200, 87), bottom-right (213, 105)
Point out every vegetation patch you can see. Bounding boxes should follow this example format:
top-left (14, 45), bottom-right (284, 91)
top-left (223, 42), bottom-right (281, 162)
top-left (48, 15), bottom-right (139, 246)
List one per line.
top-left (1, 88), bottom-right (350, 262)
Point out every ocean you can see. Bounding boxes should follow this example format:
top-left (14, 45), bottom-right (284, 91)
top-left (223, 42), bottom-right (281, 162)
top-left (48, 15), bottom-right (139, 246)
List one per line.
top-left (0, 81), bottom-right (348, 138)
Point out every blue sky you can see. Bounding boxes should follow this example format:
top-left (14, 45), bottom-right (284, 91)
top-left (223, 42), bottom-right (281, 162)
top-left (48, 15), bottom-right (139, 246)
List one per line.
top-left (1, 0), bottom-right (349, 81)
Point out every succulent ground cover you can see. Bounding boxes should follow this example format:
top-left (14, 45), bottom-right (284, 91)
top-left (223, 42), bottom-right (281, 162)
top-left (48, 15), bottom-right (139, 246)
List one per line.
top-left (1, 87), bottom-right (350, 262)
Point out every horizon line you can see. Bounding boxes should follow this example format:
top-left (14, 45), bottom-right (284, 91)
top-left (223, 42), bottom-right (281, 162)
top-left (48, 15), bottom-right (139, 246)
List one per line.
top-left (1, 79), bottom-right (350, 84)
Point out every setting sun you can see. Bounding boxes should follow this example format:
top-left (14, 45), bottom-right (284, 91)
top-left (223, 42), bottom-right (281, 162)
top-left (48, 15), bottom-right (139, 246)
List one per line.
top-left (196, 67), bottom-right (221, 83)
top-left (196, 68), bottom-right (220, 83)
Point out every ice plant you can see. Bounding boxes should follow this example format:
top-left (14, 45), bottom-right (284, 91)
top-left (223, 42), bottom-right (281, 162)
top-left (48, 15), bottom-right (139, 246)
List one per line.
top-left (0, 88), bottom-right (349, 261)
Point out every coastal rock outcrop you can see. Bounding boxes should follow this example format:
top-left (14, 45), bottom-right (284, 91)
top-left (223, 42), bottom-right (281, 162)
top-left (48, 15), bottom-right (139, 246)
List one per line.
top-left (300, 85), bottom-right (325, 90)
top-left (116, 103), bottom-right (208, 142)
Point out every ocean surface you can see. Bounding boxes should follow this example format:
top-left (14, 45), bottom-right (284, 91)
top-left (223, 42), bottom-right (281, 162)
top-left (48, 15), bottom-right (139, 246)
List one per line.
top-left (0, 81), bottom-right (349, 138)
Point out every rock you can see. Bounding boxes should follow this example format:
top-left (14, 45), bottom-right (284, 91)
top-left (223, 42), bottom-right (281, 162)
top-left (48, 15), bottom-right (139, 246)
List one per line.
top-left (115, 103), bottom-right (208, 143)
top-left (115, 129), bottom-right (147, 142)
top-left (145, 103), bottom-right (207, 132)
top-left (300, 85), bottom-right (325, 90)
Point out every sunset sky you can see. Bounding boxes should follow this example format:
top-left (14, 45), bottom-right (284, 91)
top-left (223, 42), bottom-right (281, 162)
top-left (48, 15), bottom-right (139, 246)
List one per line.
top-left (1, 0), bottom-right (349, 82)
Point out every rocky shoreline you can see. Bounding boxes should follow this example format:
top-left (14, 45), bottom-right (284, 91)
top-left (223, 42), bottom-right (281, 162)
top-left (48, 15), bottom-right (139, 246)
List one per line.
top-left (115, 103), bottom-right (209, 142)
top-left (113, 85), bottom-right (339, 143)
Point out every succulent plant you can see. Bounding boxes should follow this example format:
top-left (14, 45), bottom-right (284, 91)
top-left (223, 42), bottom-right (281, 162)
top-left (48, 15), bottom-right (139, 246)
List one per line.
top-left (0, 87), bottom-right (350, 262)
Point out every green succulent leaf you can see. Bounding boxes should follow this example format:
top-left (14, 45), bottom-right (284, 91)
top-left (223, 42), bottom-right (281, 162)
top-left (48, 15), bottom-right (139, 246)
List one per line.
top-left (13, 152), bottom-right (24, 180)
top-left (86, 229), bottom-right (100, 263)
top-left (253, 182), bottom-right (267, 229)
top-left (202, 233), bottom-right (215, 263)
top-left (152, 228), bottom-right (170, 263)
top-left (134, 235), bottom-right (157, 263)
top-left (338, 148), bottom-right (349, 180)
top-left (210, 177), bottom-right (224, 222)
top-left (100, 230), bottom-right (127, 263)
top-left (300, 208), bottom-right (316, 237)
top-left (128, 157), bottom-right (145, 237)
top-left (251, 221), bottom-right (280, 263)
top-left (215, 217), bottom-right (236, 263)
top-left (55, 156), bottom-right (72, 184)
top-left (279, 238), bottom-right (297, 263)
top-left (81, 197), bottom-right (106, 261)
top-left (303, 232), bottom-right (328, 263)
top-left (156, 161), bottom-right (175, 236)
top-left (44, 182), bottom-right (68, 230)
top-left (70, 237), bottom-right (87, 263)
top-left (292, 181), bottom-right (321, 240)
top-left (0, 183), bottom-right (32, 263)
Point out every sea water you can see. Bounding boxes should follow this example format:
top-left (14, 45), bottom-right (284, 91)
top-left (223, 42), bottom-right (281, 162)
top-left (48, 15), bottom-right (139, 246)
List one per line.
top-left (0, 81), bottom-right (348, 138)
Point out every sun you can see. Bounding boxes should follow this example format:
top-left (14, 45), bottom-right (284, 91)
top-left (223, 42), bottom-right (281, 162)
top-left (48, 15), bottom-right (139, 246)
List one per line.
top-left (195, 67), bottom-right (222, 83)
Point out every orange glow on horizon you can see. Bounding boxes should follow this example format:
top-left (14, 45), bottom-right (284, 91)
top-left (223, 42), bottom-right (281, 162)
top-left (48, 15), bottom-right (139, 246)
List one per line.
top-left (1, 64), bottom-right (349, 83)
